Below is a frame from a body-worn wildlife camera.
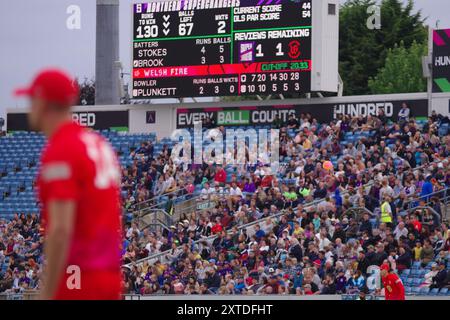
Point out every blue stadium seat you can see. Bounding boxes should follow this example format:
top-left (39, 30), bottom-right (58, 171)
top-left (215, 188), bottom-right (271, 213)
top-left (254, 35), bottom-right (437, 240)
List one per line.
top-left (419, 287), bottom-right (430, 295)
top-left (438, 124), bottom-right (449, 137)
top-left (429, 288), bottom-right (439, 295)
top-left (439, 288), bottom-right (449, 295)
top-left (405, 278), bottom-right (414, 286)
top-left (410, 269), bottom-right (420, 277)
top-left (400, 275), bottom-right (408, 284)
top-left (412, 287), bottom-right (421, 295)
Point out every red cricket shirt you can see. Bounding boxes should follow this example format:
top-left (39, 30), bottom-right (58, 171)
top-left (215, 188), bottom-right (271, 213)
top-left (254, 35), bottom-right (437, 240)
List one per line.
top-left (37, 122), bottom-right (122, 298)
top-left (382, 273), bottom-right (405, 300)
top-left (214, 168), bottom-right (227, 184)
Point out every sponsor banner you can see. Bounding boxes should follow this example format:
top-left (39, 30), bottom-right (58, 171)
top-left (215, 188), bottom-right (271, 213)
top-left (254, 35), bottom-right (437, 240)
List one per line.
top-left (176, 99), bottom-right (428, 128)
top-left (7, 111), bottom-right (129, 132)
top-left (217, 110), bottom-right (250, 125)
top-left (433, 29), bottom-right (450, 93)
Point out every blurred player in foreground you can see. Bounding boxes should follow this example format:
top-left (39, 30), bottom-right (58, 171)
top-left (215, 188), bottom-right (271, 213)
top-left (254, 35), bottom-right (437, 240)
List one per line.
top-left (380, 263), bottom-right (405, 300)
top-left (14, 69), bottom-right (122, 300)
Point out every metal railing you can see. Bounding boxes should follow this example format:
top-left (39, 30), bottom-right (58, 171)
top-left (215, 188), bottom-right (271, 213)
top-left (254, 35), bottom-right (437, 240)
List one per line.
top-left (406, 206), bottom-right (442, 223)
top-left (134, 195), bottom-right (213, 232)
top-left (0, 291), bottom-right (39, 300)
top-left (171, 195), bottom-right (206, 222)
top-left (402, 187), bottom-right (450, 222)
top-left (137, 208), bottom-right (174, 232)
top-left (342, 207), bottom-right (376, 220)
top-left (130, 186), bottom-right (189, 212)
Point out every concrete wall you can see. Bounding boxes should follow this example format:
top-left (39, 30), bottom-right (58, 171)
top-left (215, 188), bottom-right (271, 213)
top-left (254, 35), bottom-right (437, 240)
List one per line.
top-left (431, 92), bottom-right (450, 115)
top-left (312, 0), bottom-right (339, 92)
top-left (128, 104), bottom-right (175, 137)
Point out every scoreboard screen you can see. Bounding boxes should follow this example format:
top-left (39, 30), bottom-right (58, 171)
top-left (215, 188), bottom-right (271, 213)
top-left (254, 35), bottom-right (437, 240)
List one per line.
top-left (132, 0), bottom-right (312, 99)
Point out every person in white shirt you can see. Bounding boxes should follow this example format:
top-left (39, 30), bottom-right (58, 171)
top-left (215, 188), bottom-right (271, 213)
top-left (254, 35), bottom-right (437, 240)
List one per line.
top-left (316, 228), bottom-right (331, 251)
top-left (398, 102), bottom-right (410, 122)
top-left (254, 165), bottom-right (265, 177)
top-left (379, 179), bottom-right (394, 199)
top-left (126, 222), bottom-right (140, 239)
top-left (393, 222), bottom-right (408, 240)
top-left (420, 263), bottom-right (439, 288)
top-left (229, 182), bottom-right (243, 197)
top-left (211, 183), bottom-right (224, 199)
top-left (201, 182), bottom-right (214, 199)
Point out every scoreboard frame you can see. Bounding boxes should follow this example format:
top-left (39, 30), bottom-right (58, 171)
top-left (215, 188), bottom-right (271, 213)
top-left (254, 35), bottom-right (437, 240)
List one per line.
top-left (131, 0), bottom-right (338, 99)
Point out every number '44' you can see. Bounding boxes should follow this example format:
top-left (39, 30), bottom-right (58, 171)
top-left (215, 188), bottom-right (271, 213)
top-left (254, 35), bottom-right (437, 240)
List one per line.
top-left (302, 2), bottom-right (311, 9)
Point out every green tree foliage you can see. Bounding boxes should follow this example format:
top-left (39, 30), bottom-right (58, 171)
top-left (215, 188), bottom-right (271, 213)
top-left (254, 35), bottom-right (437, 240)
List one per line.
top-left (339, 0), bottom-right (427, 95)
top-left (76, 78), bottom-right (95, 105)
top-left (368, 41), bottom-right (427, 93)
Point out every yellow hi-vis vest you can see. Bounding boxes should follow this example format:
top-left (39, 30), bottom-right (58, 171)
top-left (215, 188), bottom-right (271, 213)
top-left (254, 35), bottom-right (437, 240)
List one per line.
top-left (381, 201), bottom-right (392, 223)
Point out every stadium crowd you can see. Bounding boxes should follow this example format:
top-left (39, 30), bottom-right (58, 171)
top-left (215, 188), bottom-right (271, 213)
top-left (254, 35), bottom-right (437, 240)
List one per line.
top-left (120, 107), bottom-right (450, 295)
top-left (0, 213), bottom-right (42, 294)
top-left (1, 105), bottom-right (450, 296)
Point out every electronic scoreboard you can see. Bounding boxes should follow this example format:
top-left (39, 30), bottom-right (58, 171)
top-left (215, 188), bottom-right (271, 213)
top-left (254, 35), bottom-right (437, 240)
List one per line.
top-left (132, 0), bottom-right (313, 99)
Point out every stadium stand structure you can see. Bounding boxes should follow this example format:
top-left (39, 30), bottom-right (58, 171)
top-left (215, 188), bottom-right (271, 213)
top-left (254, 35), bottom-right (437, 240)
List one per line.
top-left (1, 113), bottom-right (450, 297)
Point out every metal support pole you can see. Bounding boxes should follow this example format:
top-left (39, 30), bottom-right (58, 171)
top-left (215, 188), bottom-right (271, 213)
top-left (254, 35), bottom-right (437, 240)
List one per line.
top-left (95, 0), bottom-right (120, 105)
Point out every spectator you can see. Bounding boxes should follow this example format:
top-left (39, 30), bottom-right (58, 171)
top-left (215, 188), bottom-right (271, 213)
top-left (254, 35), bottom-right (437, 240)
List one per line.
top-left (214, 166), bottom-right (227, 185)
top-left (430, 262), bottom-right (448, 289)
top-left (398, 103), bottom-right (410, 123)
top-left (420, 240), bottom-right (435, 267)
top-left (420, 262), bottom-right (439, 288)
top-left (420, 176), bottom-right (434, 202)
top-left (393, 222), bottom-right (408, 241)
top-left (395, 247), bottom-right (412, 271)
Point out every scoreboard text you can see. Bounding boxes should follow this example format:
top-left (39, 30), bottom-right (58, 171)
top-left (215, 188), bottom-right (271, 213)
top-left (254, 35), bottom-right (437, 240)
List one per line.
top-left (132, 0), bottom-right (312, 98)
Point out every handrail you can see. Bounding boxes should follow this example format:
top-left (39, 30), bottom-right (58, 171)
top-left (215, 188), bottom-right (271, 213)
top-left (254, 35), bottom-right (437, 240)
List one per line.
top-left (144, 222), bottom-right (172, 233)
top-left (137, 208), bottom-right (173, 230)
top-left (136, 195), bottom-right (209, 229)
top-left (406, 206), bottom-right (442, 223)
top-left (138, 207), bottom-right (171, 219)
top-left (130, 186), bottom-right (188, 211)
top-left (343, 207), bottom-right (375, 219)
top-left (403, 188), bottom-right (450, 208)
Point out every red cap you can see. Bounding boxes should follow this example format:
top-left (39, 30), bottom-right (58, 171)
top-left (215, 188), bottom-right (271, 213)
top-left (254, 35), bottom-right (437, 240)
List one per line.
top-left (380, 263), bottom-right (390, 271)
top-left (14, 69), bottom-right (79, 106)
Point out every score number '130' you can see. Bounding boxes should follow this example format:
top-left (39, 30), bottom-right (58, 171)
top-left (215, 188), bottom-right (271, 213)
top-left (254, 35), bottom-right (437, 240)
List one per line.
top-left (137, 21), bottom-right (226, 39)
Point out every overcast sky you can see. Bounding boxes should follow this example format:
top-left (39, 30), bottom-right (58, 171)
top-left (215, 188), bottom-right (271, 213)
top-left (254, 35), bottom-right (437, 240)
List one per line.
top-left (0, 0), bottom-right (449, 120)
